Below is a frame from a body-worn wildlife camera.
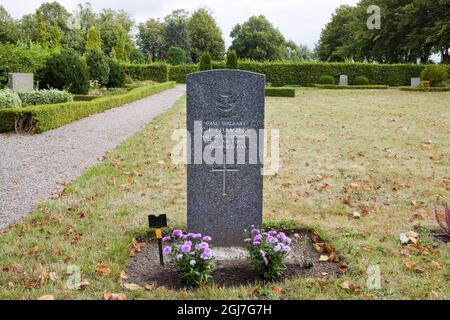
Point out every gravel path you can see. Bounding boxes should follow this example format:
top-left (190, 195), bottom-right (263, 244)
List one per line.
top-left (0, 85), bottom-right (186, 230)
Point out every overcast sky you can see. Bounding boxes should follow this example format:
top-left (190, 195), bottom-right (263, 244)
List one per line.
top-left (1, 0), bottom-right (360, 49)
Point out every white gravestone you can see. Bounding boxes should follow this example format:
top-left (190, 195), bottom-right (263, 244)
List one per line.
top-left (339, 75), bottom-right (348, 86)
top-left (7, 73), bottom-right (34, 91)
top-left (411, 78), bottom-right (420, 88)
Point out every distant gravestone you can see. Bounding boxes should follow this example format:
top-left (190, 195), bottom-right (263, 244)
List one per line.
top-left (447, 79), bottom-right (450, 85)
top-left (339, 75), bottom-right (348, 86)
top-left (186, 70), bottom-right (265, 247)
top-left (7, 73), bottom-right (34, 91)
top-left (411, 77), bottom-right (420, 88)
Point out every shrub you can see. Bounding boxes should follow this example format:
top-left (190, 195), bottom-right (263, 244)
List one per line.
top-left (319, 75), bottom-right (335, 85)
top-left (420, 65), bottom-right (448, 87)
top-left (417, 80), bottom-right (430, 88)
top-left (226, 50), bottom-right (238, 69)
top-left (0, 82), bottom-right (176, 133)
top-left (39, 51), bottom-right (90, 94)
top-left (313, 84), bottom-right (388, 89)
top-left (244, 226), bottom-right (292, 279)
top-left (129, 48), bottom-right (146, 64)
top-left (399, 86), bottom-right (450, 92)
top-left (0, 89), bottom-right (21, 109)
top-left (354, 75), bottom-right (370, 85)
top-left (167, 46), bottom-right (187, 65)
top-left (123, 63), bottom-right (169, 83)
top-left (0, 43), bottom-right (49, 87)
top-left (199, 53), bottom-right (212, 71)
top-left (106, 59), bottom-right (126, 88)
top-left (265, 87), bottom-right (296, 97)
top-left (17, 89), bottom-right (73, 106)
top-left (162, 230), bottom-right (214, 287)
top-left (169, 64), bottom-right (199, 83)
top-left (85, 49), bottom-right (110, 86)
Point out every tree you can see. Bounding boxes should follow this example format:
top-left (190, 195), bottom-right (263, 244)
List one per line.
top-left (36, 1), bottom-right (69, 30)
top-left (0, 5), bottom-right (20, 44)
top-left (49, 21), bottom-right (62, 52)
top-left (199, 52), bottom-right (212, 71)
top-left (113, 28), bottom-right (128, 61)
top-left (86, 26), bottom-right (101, 51)
top-left (129, 48), bottom-right (146, 64)
top-left (167, 46), bottom-right (187, 65)
top-left (100, 22), bottom-right (132, 57)
top-left (226, 50), bottom-right (238, 69)
top-left (98, 8), bottom-right (134, 32)
top-left (85, 48), bottom-right (110, 85)
top-left (36, 10), bottom-right (49, 49)
top-left (230, 16), bottom-right (286, 61)
top-left (187, 8), bottom-right (225, 62)
top-left (137, 18), bottom-right (165, 62)
top-left (163, 10), bottom-right (192, 62)
top-left (284, 41), bottom-right (312, 61)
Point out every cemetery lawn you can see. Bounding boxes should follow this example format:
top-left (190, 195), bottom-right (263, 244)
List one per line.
top-left (0, 88), bottom-right (449, 300)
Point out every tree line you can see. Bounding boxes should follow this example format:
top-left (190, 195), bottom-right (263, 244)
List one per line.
top-left (0, 2), bottom-right (312, 64)
top-left (315, 0), bottom-right (449, 64)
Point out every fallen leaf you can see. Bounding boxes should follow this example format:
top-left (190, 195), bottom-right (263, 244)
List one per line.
top-left (96, 264), bottom-right (111, 277)
top-left (7, 282), bottom-right (14, 289)
top-left (316, 277), bottom-right (327, 289)
top-left (38, 295), bottom-right (55, 300)
top-left (123, 283), bottom-right (141, 291)
top-left (104, 292), bottom-right (127, 300)
top-left (319, 255), bottom-right (329, 262)
top-left (49, 272), bottom-right (58, 282)
top-left (324, 243), bottom-right (333, 254)
top-left (272, 287), bottom-right (282, 296)
top-left (414, 266), bottom-right (424, 273)
top-left (313, 243), bottom-right (324, 253)
top-left (339, 263), bottom-right (349, 273)
top-left (353, 211), bottom-right (361, 219)
top-left (403, 260), bottom-right (414, 270)
top-left (144, 282), bottom-right (155, 291)
top-left (79, 279), bottom-right (91, 289)
top-left (430, 261), bottom-right (442, 270)
top-left (119, 271), bottom-right (128, 280)
top-left (339, 281), bottom-right (350, 289)
top-left (400, 248), bottom-right (411, 256)
top-left (351, 284), bottom-right (362, 292)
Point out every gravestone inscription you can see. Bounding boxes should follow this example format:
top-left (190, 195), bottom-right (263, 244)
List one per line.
top-left (186, 70), bottom-right (265, 246)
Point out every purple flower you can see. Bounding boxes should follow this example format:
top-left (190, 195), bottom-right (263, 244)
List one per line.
top-left (163, 246), bottom-right (172, 255)
top-left (172, 229), bottom-right (183, 237)
top-left (192, 233), bottom-right (202, 239)
top-left (268, 236), bottom-right (278, 244)
top-left (162, 236), bottom-right (171, 242)
top-left (190, 260), bottom-right (196, 266)
top-left (283, 237), bottom-right (292, 245)
top-left (263, 256), bottom-right (269, 266)
top-left (254, 235), bottom-right (262, 242)
top-left (281, 245), bottom-right (291, 253)
top-left (200, 249), bottom-right (212, 260)
top-left (181, 243), bottom-right (191, 253)
top-left (253, 240), bottom-right (261, 246)
top-left (251, 228), bottom-right (260, 235)
top-left (274, 244), bottom-right (282, 252)
top-left (276, 232), bottom-right (286, 240)
top-left (176, 254), bottom-right (182, 260)
top-left (244, 238), bottom-right (252, 243)
top-left (202, 236), bottom-right (212, 242)
top-left (269, 230), bottom-right (277, 236)
top-left (195, 242), bottom-right (209, 250)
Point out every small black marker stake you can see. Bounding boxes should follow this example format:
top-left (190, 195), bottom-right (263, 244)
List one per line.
top-left (148, 214), bottom-right (167, 266)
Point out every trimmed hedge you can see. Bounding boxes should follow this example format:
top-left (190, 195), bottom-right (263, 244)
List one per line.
top-left (0, 82), bottom-right (176, 133)
top-left (169, 64), bottom-right (198, 83)
top-left (265, 87), bottom-right (296, 97)
top-left (312, 84), bottom-right (389, 89)
top-left (399, 86), bottom-right (450, 92)
top-left (73, 95), bottom-right (101, 102)
top-left (123, 63), bottom-right (168, 83)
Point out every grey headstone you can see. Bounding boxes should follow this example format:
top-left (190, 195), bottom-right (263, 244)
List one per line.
top-left (7, 73), bottom-right (34, 91)
top-left (186, 70), bottom-right (265, 247)
top-left (411, 77), bottom-right (420, 88)
top-left (447, 79), bottom-right (450, 85)
top-left (339, 75), bottom-right (348, 86)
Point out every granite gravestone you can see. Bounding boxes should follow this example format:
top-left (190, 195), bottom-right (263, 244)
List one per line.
top-left (411, 77), bottom-right (421, 88)
top-left (339, 75), bottom-right (348, 86)
top-left (7, 73), bottom-right (34, 91)
top-left (187, 70), bottom-right (265, 247)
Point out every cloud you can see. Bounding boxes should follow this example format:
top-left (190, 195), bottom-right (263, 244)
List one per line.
top-left (2, 0), bottom-right (360, 49)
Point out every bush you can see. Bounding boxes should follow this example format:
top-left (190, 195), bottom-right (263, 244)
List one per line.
top-left (122, 63), bottom-right (169, 83)
top-left (0, 89), bottom-right (21, 109)
top-left (319, 75), bottom-right (335, 84)
top-left (226, 50), bottom-right (238, 69)
top-left (17, 89), bottom-right (73, 106)
top-left (199, 53), bottom-right (212, 71)
top-left (353, 75), bottom-right (370, 85)
top-left (39, 51), bottom-right (90, 94)
top-left (417, 80), bottom-right (430, 88)
top-left (313, 84), bottom-right (388, 89)
top-left (167, 46), bottom-right (187, 65)
top-left (162, 230), bottom-right (214, 287)
top-left (106, 59), bottom-right (126, 88)
top-left (169, 64), bottom-right (199, 83)
top-left (0, 44), bottom-right (49, 87)
top-left (399, 86), bottom-right (450, 92)
top-left (244, 226), bottom-right (292, 279)
top-left (0, 82), bottom-right (176, 133)
top-left (420, 65), bottom-right (448, 87)
top-left (129, 48), bottom-right (146, 64)
top-left (85, 49), bottom-right (110, 86)
top-left (265, 87), bottom-right (296, 97)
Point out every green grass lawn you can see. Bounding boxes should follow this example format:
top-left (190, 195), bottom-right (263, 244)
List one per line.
top-left (0, 88), bottom-right (449, 300)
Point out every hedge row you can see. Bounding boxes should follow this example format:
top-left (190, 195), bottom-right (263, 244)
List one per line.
top-left (0, 82), bottom-right (176, 133)
top-left (265, 87), bottom-right (296, 97)
top-left (122, 63), bottom-right (169, 83)
top-left (164, 61), bottom-right (450, 87)
top-left (312, 84), bottom-right (389, 89)
top-left (399, 86), bottom-right (450, 92)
